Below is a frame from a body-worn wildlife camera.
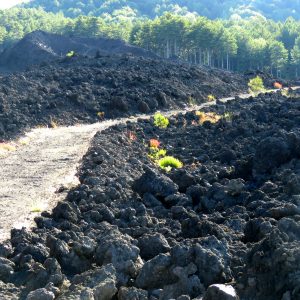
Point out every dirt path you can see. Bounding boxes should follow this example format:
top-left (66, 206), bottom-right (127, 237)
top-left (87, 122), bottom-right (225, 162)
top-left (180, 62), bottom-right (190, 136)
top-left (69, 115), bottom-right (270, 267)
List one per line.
top-left (0, 88), bottom-right (298, 241)
top-left (0, 120), bottom-right (120, 241)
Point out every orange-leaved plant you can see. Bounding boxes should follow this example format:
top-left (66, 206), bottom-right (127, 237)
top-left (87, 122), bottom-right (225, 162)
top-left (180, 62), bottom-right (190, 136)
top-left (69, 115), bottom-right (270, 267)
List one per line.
top-left (128, 131), bottom-right (137, 141)
top-left (150, 139), bottom-right (160, 148)
top-left (274, 82), bottom-right (283, 89)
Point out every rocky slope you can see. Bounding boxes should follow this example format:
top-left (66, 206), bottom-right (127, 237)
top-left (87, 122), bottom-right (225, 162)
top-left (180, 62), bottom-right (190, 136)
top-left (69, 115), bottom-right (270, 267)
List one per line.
top-left (0, 90), bottom-right (299, 299)
top-left (0, 53), bottom-right (247, 140)
top-left (0, 31), bottom-right (157, 72)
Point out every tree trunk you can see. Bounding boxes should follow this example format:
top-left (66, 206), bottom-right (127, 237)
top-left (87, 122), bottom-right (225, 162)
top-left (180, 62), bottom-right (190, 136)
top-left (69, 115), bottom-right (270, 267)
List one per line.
top-left (174, 40), bottom-right (177, 57)
top-left (226, 53), bottom-right (229, 71)
top-left (166, 39), bottom-right (170, 59)
top-left (199, 48), bottom-right (202, 65)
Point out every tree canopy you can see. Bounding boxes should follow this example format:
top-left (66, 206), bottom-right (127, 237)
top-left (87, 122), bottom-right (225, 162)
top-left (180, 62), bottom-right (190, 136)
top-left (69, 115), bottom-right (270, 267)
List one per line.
top-left (1, 4), bottom-right (300, 78)
top-left (22, 0), bottom-right (300, 21)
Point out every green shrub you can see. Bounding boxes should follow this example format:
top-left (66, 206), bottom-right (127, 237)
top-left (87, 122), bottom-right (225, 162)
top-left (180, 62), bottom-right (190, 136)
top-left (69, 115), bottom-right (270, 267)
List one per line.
top-left (149, 148), bottom-right (167, 160)
top-left (207, 94), bottom-right (216, 102)
top-left (153, 113), bottom-right (169, 128)
top-left (188, 96), bottom-right (197, 106)
top-left (66, 50), bottom-right (76, 58)
top-left (158, 156), bottom-right (183, 171)
top-left (248, 76), bottom-right (265, 95)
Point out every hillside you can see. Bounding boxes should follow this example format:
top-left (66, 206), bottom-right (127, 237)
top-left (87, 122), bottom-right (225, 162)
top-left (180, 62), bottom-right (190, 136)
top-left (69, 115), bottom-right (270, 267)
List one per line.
top-left (23, 0), bottom-right (300, 21)
top-left (2, 10), bottom-right (300, 79)
top-left (0, 33), bottom-right (248, 140)
top-left (0, 30), bottom-right (157, 72)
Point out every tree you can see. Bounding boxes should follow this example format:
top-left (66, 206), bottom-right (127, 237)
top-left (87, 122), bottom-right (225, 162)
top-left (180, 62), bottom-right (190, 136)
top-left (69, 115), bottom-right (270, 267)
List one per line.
top-left (248, 76), bottom-right (265, 95)
top-left (292, 37), bottom-right (300, 77)
top-left (268, 40), bottom-right (288, 77)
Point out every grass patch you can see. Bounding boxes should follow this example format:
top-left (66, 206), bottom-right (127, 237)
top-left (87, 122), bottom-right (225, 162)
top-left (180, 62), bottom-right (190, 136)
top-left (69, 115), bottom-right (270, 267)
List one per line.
top-left (223, 112), bottom-right (233, 122)
top-left (31, 207), bottom-right (42, 213)
top-left (207, 94), bottom-right (216, 102)
top-left (158, 156), bottom-right (183, 171)
top-left (18, 137), bottom-right (30, 145)
top-left (0, 143), bottom-right (16, 152)
top-left (188, 96), bottom-right (197, 106)
top-left (196, 111), bottom-right (222, 125)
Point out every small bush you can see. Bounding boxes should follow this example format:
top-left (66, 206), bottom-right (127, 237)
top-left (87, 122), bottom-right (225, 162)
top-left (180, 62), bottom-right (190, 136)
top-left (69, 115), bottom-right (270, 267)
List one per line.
top-left (149, 148), bottom-right (167, 160)
top-left (207, 94), bottom-right (216, 102)
top-left (127, 131), bottom-right (137, 141)
top-left (97, 111), bottom-right (105, 119)
top-left (149, 139), bottom-right (160, 148)
top-left (223, 112), bottom-right (233, 122)
top-left (158, 156), bottom-right (183, 171)
top-left (153, 113), bottom-right (169, 128)
top-left (188, 96), bottom-right (197, 106)
top-left (274, 81), bottom-right (283, 89)
top-left (248, 76), bottom-right (265, 95)
top-left (50, 119), bottom-right (58, 128)
top-left (196, 111), bottom-right (221, 125)
top-left (66, 50), bottom-right (76, 58)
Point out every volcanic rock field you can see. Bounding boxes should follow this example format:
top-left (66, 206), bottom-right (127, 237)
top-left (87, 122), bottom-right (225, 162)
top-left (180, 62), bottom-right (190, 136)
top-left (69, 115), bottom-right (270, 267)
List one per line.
top-left (0, 32), bottom-right (299, 300)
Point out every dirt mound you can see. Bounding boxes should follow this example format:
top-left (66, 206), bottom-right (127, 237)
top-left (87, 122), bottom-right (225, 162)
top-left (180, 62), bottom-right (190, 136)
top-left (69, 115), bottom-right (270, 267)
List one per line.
top-left (0, 30), bottom-right (157, 72)
top-left (0, 54), bottom-right (247, 140)
top-left (0, 90), bottom-right (299, 299)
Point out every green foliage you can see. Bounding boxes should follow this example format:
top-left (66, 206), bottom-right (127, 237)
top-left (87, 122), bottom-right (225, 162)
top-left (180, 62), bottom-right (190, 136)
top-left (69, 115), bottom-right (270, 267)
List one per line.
top-left (248, 76), bottom-right (265, 94)
top-left (223, 112), bottom-right (233, 122)
top-left (2, 4), bottom-right (300, 78)
top-left (66, 50), bottom-right (75, 57)
top-left (149, 148), bottom-right (167, 160)
top-left (153, 113), bottom-right (169, 129)
top-left (23, 0), bottom-right (300, 21)
top-left (188, 96), bottom-right (197, 106)
top-left (158, 156), bottom-right (183, 171)
top-left (207, 94), bottom-right (216, 102)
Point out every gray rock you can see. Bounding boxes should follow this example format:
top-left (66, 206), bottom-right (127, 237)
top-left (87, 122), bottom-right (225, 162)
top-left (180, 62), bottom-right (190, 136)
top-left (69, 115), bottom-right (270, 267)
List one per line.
top-left (159, 263), bottom-right (204, 300)
top-left (94, 226), bottom-right (142, 284)
top-left (135, 254), bottom-right (175, 289)
top-left (176, 296), bottom-right (190, 300)
top-left (80, 288), bottom-right (95, 300)
top-left (118, 287), bottom-right (148, 300)
top-left (137, 100), bottom-right (150, 113)
top-left (253, 137), bottom-right (290, 174)
top-left (194, 242), bottom-right (231, 287)
top-left (142, 193), bottom-right (163, 208)
top-left (133, 167), bottom-right (178, 198)
top-left (57, 264), bottom-right (116, 299)
top-left (225, 179), bottom-right (245, 196)
top-left (203, 284), bottom-right (239, 300)
top-left (138, 233), bottom-right (170, 260)
top-left (0, 261), bottom-right (14, 282)
top-left (93, 278), bottom-right (117, 300)
top-left (0, 281), bottom-right (21, 300)
top-left (26, 288), bottom-right (55, 300)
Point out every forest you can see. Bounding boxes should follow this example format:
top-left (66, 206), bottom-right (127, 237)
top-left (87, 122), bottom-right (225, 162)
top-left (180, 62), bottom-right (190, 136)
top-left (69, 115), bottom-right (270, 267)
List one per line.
top-left (1, 4), bottom-right (300, 78)
top-left (23, 0), bottom-right (300, 21)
